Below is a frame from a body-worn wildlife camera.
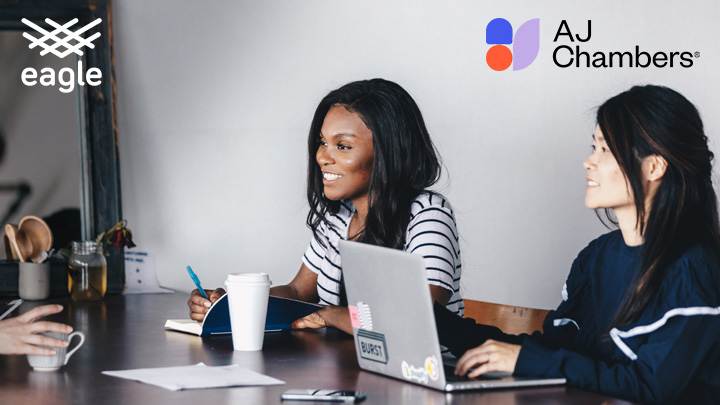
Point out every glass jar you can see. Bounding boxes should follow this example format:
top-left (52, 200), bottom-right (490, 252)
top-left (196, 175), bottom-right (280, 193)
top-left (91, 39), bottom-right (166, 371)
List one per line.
top-left (68, 241), bottom-right (107, 301)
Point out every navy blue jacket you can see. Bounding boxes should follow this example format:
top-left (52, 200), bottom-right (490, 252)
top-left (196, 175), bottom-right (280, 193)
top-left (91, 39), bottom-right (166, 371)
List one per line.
top-left (435, 231), bottom-right (720, 404)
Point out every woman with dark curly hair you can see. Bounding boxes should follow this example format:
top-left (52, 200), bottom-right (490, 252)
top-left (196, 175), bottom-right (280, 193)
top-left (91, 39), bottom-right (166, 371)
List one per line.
top-left (190, 79), bottom-right (463, 333)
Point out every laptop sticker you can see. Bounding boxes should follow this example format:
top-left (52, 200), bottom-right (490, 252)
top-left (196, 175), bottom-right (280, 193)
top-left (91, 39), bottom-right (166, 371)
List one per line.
top-left (401, 356), bottom-right (439, 383)
top-left (402, 361), bottom-right (429, 384)
top-left (349, 305), bottom-right (361, 329)
top-left (356, 329), bottom-right (389, 364)
top-left (356, 301), bottom-right (374, 330)
top-left (425, 356), bottom-right (439, 381)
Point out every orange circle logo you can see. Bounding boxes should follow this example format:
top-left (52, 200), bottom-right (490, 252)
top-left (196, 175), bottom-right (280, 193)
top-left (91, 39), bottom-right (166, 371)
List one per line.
top-left (486, 45), bottom-right (513, 71)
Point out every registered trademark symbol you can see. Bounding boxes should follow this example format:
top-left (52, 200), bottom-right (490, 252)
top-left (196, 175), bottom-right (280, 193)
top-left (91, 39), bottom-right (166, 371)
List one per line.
top-left (695, 52), bottom-right (700, 58)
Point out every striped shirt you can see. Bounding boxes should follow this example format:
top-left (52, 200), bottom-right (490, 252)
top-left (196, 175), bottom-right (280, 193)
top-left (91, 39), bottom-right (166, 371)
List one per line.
top-left (302, 192), bottom-right (464, 315)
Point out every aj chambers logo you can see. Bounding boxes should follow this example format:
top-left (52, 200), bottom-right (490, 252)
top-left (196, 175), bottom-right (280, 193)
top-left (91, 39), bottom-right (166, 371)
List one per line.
top-left (551, 20), bottom-right (696, 68)
top-left (485, 18), bottom-right (540, 71)
top-left (485, 18), bottom-right (698, 71)
top-left (20, 18), bottom-right (103, 93)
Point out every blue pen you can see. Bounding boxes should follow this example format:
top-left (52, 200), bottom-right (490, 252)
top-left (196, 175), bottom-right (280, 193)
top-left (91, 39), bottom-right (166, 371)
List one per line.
top-left (186, 266), bottom-right (209, 300)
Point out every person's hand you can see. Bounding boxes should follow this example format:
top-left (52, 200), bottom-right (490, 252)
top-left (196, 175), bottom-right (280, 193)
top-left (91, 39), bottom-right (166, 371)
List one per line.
top-left (188, 288), bottom-right (225, 321)
top-left (291, 310), bottom-right (329, 329)
top-left (455, 339), bottom-right (521, 378)
top-left (291, 306), bottom-right (352, 334)
top-left (0, 304), bottom-right (73, 356)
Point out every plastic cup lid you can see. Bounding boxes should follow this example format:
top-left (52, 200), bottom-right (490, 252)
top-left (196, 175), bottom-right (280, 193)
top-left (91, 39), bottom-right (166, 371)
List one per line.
top-left (225, 273), bottom-right (271, 284)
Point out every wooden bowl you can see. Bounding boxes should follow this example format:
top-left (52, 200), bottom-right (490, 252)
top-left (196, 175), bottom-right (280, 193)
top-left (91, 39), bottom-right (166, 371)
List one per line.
top-left (18, 215), bottom-right (53, 263)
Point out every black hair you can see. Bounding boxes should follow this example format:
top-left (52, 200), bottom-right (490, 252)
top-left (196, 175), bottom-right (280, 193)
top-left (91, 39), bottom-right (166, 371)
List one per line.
top-left (596, 85), bottom-right (720, 328)
top-left (306, 78), bottom-right (441, 250)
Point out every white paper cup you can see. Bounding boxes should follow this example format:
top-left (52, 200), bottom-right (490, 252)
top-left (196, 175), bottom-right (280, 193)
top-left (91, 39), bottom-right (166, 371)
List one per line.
top-left (225, 273), bottom-right (271, 351)
top-left (19, 262), bottom-right (51, 300)
top-left (27, 331), bottom-right (85, 371)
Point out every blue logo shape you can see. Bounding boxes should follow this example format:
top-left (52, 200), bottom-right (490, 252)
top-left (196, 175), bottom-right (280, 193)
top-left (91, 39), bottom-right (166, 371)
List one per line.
top-left (486, 18), bottom-right (513, 45)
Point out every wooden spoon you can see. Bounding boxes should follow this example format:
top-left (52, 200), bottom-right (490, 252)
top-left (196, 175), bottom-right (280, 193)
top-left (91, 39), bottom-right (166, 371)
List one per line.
top-left (4, 224), bottom-right (25, 263)
top-left (15, 229), bottom-right (34, 263)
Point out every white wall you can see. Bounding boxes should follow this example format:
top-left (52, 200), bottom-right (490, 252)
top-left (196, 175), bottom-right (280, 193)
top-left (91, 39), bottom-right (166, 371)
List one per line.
top-left (113, 0), bottom-right (720, 309)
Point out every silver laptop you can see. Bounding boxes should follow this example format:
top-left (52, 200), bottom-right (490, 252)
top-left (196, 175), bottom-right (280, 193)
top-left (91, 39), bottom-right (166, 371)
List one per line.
top-left (339, 241), bottom-right (566, 391)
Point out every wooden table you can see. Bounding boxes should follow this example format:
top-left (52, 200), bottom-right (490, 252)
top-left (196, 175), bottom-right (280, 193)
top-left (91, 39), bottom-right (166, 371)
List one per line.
top-left (0, 293), bottom-right (633, 404)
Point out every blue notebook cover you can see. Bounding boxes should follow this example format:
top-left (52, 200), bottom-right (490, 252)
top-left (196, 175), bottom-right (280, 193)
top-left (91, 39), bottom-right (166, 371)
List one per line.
top-left (201, 294), bottom-right (322, 336)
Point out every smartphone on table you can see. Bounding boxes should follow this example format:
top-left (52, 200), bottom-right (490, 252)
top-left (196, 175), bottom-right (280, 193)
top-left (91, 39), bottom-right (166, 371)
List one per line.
top-left (0, 299), bottom-right (23, 321)
top-left (281, 389), bottom-right (367, 403)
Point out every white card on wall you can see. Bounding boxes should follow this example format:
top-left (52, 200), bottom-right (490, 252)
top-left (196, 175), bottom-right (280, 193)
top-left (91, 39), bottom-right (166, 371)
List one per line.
top-left (124, 250), bottom-right (172, 294)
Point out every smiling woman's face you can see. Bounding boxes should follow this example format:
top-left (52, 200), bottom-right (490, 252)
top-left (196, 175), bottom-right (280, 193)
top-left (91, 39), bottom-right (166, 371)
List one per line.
top-left (583, 125), bottom-right (634, 213)
top-left (316, 106), bottom-right (374, 204)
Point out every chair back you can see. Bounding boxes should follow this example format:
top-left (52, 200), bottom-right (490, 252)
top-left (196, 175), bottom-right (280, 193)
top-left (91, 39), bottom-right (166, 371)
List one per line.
top-left (462, 299), bottom-right (549, 335)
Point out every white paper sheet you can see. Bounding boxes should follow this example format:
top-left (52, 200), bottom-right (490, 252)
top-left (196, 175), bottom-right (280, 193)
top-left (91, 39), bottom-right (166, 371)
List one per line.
top-left (102, 362), bottom-right (284, 391)
top-left (124, 250), bottom-right (173, 294)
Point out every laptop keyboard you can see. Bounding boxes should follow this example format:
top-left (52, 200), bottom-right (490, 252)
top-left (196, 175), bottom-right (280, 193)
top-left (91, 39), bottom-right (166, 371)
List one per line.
top-left (443, 364), bottom-right (505, 382)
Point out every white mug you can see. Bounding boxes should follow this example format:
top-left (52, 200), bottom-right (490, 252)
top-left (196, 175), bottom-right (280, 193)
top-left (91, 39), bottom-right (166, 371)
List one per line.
top-left (27, 331), bottom-right (85, 371)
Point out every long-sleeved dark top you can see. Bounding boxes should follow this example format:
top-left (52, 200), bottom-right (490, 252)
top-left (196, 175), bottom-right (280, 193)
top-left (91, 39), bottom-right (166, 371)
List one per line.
top-left (435, 230), bottom-right (720, 404)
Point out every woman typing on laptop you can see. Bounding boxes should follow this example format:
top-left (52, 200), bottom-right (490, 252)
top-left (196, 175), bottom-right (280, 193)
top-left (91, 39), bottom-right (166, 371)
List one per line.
top-left (188, 79), bottom-right (463, 333)
top-left (436, 85), bottom-right (720, 403)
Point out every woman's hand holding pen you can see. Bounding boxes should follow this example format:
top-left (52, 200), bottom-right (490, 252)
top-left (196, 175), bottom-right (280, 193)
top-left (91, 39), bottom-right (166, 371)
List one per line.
top-left (188, 288), bottom-right (225, 321)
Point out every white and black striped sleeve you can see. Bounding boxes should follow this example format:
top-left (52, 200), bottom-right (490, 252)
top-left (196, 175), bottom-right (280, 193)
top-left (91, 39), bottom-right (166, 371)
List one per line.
top-left (405, 194), bottom-right (461, 296)
top-left (302, 224), bottom-right (328, 276)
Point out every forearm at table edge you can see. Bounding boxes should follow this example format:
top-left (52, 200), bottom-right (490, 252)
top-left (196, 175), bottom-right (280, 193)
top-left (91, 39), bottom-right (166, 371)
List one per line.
top-left (270, 284), bottom-right (302, 300)
top-left (514, 337), bottom-right (674, 403)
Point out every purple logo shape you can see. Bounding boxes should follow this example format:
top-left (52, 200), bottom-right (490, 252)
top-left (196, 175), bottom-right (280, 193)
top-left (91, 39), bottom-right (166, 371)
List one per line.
top-left (512, 19), bottom-right (540, 71)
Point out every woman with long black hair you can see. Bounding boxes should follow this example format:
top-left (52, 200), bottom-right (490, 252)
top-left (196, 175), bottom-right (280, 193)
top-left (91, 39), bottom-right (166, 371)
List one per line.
top-left (436, 85), bottom-right (720, 403)
top-left (189, 79), bottom-right (463, 333)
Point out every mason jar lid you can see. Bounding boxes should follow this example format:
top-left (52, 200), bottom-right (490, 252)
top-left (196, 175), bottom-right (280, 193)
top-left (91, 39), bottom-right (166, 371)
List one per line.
top-left (71, 241), bottom-right (102, 255)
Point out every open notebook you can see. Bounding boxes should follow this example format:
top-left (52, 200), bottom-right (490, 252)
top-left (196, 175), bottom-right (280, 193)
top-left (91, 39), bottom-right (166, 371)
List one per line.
top-left (165, 294), bottom-right (322, 336)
